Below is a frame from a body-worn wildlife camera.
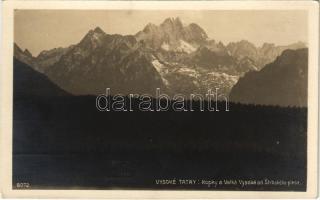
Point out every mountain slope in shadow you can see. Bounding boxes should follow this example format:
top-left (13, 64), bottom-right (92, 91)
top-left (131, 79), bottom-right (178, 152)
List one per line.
top-left (229, 48), bottom-right (308, 107)
top-left (14, 58), bottom-right (70, 98)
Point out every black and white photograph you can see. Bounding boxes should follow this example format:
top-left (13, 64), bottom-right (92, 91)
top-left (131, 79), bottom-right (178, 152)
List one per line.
top-left (0, 1), bottom-right (318, 198)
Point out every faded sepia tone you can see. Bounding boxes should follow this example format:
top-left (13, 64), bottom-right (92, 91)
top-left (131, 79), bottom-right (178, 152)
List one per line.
top-left (1, 1), bottom-right (318, 199)
top-left (15, 10), bottom-right (308, 56)
top-left (13, 10), bottom-right (308, 106)
top-left (12, 8), bottom-right (310, 190)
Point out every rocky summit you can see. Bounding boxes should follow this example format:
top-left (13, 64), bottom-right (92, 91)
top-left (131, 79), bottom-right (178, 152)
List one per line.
top-left (14, 17), bottom-right (306, 99)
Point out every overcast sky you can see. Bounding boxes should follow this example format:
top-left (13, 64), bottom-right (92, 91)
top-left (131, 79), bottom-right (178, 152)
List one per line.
top-left (14, 10), bottom-right (308, 56)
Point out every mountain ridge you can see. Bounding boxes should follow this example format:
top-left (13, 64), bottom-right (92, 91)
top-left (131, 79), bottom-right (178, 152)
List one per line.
top-left (14, 17), bottom-right (307, 99)
top-left (229, 48), bottom-right (308, 107)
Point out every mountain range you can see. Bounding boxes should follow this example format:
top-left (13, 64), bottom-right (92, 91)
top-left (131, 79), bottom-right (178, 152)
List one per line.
top-left (14, 17), bottom-right (307, 103)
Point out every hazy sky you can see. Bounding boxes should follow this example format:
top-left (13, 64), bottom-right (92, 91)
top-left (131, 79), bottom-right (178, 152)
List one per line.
top-left (14, 10), bottom-right (308, 56)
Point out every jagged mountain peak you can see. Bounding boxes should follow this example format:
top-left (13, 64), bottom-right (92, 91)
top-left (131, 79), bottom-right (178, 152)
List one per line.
top-left (136, 17), bottom-right (209, 51)
top-left (161, 17), bottom-right (183, 26)
top-left (226, 40), bottom-right (258, 62)
top-left (184, 23), bottom-right (208, 43)
top-left (93, 26), bottom-right (105, 34)
top-left (23, 49), bottom-right (33, 57)
top-left (143, 23), bottom-right (158, 33)
top-left (14, 43), bottom-right (35, 68)
top-left (14, 43), bottom-right (23, 54)
top-left (78, 26), bottom-right (107, 49)
top-left (84, 26), bottom-right (106, 38)
top-left (14, 43), bottom-right (44, 59)
top-left (160, 17), bottom-right (184, 34)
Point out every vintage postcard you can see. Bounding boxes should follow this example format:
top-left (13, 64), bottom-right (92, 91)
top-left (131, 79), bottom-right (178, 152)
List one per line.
top-left (0, 0), bottom-right (319, 199)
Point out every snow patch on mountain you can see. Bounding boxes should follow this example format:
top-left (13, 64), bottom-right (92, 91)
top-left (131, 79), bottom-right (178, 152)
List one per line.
top-left (152, 59), bottom-right (166, 72)
top-left (177, 40), bottom-right (196, 53)
top-left (151, 59), bottom-right (170, 86)
top-left (177, 67), bottom-right (199, 78)
top-left (161, 42), bottom-right (170, 51)
top-left (160, 40), bottom-right (196, 53)
top-left (207, 72), bottom-right (239, 83)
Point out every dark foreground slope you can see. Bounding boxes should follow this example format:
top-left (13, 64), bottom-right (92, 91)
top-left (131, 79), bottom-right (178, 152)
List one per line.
top-left (14, 58), bottom-right (70, 97)
top-left (13, 60), bottom-right (307, 191)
